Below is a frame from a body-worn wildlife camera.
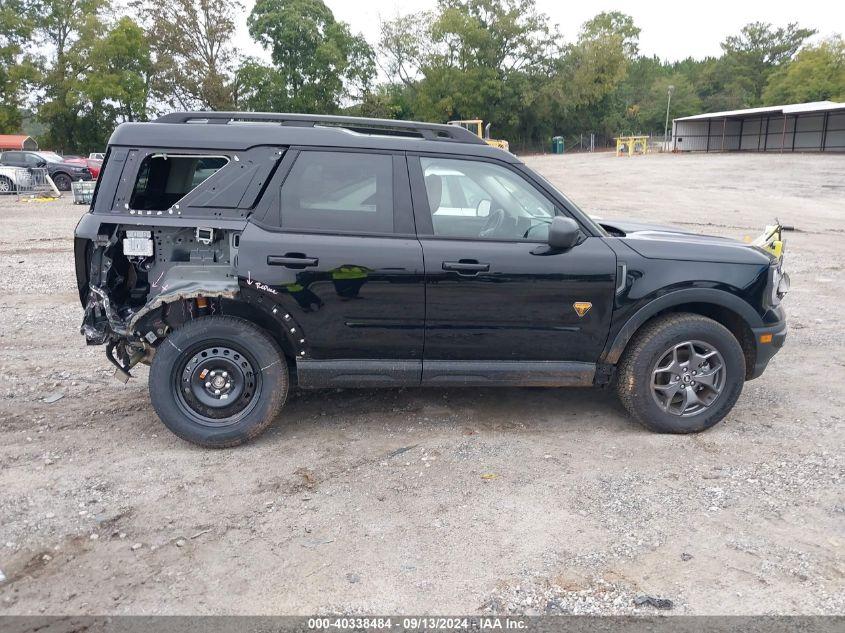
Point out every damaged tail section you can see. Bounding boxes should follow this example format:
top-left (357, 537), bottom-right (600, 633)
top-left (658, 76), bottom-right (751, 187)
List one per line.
top-left (77, 217), bottom-right (242, 380)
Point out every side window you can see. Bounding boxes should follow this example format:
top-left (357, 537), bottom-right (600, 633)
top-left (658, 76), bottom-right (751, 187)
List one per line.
top-left (129, 154), bottom-right (228, 211)
top-left (280, 151), bottom-right (393, 233)
top-left (24, 153), bottom-right (41, 166)
top-left (420, 157), bottom-right (555, 241)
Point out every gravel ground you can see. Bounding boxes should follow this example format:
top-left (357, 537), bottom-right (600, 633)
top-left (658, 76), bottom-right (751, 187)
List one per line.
top-left (0, 152), bottom-right (843, 615)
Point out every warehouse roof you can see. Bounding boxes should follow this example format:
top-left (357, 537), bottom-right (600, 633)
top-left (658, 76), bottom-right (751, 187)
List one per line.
top-left (674, 101), bottom-right (845, 122)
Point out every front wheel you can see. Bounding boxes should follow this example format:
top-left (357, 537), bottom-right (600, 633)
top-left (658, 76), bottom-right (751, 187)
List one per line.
top-left (149, 316), bottom-right (289, 447)
top-left (0, 176), bottom-right (13, 194)
top-left (616, 313), bottom-right (746, 433)
top-left (52, 173), bottom-right (72, 191)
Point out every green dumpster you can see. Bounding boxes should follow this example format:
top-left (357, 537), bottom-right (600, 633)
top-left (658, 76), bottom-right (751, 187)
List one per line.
top-left (552, 136), bottom-right (565, 154)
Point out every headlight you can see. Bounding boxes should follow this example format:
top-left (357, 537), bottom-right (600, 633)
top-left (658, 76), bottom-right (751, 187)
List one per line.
top-left (777, 271), bottom-right (790, 300)
top-left (767, 264), bottom-right (788, 306)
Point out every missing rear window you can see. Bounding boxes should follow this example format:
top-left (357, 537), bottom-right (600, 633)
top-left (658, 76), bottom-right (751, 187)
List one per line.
top-left (129, 154), bottom-right (228, 211)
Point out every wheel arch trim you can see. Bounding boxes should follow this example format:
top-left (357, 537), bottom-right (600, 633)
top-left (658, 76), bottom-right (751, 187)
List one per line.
top-left (602, 288), bottom-right (764, 365)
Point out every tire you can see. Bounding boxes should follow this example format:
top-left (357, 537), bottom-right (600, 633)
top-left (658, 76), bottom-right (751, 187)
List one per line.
top-left (0, 176), bottom-right (13, 194)
top-left (616, 313), bottom-right (746, 434)
top-left (149, 316), bottom-right (288, 448)
top-left (53, 173), bottom-right (72, 191)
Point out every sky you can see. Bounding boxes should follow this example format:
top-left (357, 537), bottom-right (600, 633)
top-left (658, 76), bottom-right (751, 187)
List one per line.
top-left (235, 0), bottom-right (844, 64)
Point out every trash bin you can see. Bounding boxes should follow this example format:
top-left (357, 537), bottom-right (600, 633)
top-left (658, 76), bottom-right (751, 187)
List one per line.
top-left (552, 136), bottom-right (565, 154)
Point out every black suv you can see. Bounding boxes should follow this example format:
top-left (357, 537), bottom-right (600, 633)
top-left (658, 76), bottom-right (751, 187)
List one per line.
top-left (74, 112), bottom-right (789, 447)
top-left (0, 150), bottom-right (93, 190)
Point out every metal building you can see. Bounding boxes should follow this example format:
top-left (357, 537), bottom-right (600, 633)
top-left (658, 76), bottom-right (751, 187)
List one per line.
top-left (672, 101), bottom-right (845, 153)
top-left (0, 135), bottom-right (39, 151)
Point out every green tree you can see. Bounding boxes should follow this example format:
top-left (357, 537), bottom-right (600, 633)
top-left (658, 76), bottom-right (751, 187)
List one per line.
top-left (763, 36), bottom-right (845, 104)
top-left (637, 74), bottom-right (701, 132)
top-left (379, 11), bottom-right (435, 87)
top-left (32, 0), bottom-right (109, 151)
top-left (540, 11), bottom-right (635, 138)
top-left (133, 0), bottom-right (242, 111)
top-left (386, 0), bottom-right (553, 147)
top-left (245, 0), bottom-right (375, 113)
top-left (579, 11), bottom-right (640, 58)
top-left (720, 22), bottom-right (816, 106)
top-left (84, 17), bottom-right (152, 122)
top-left (0, 0), bottom-right (36, 132)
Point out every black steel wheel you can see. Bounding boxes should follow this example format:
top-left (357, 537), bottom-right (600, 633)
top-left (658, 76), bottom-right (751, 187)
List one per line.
top-left (149, 316), bottom-right (288, 447)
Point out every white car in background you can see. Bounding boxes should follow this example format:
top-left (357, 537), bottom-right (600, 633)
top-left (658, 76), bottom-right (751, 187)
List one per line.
top-left (89, 152), bottom-right (105, 160)
top-left (0, 165), bottom-right (33, 194)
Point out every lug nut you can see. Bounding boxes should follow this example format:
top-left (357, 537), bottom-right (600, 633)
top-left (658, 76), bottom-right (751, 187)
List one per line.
top-left (205, 382), bottom-right (211, 388)
top-left (214, 389), bottom-right (221, 395)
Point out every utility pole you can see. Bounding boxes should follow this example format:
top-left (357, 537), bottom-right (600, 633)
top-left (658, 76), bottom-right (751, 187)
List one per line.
top-left (663, 85), bottom-right (675, 152)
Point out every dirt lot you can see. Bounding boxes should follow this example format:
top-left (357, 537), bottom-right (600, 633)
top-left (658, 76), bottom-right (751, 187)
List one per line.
top-left (0, 152), bottom-right (843, 615)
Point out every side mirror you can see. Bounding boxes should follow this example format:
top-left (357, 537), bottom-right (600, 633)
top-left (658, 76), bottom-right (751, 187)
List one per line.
top-left (476, 199), bottom-right (491, 217)
top-left (548, 216), bottom-right (581, 250)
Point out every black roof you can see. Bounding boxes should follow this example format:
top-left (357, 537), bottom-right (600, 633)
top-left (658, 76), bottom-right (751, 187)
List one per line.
top-left (108, 111), bottom-right (519, 163)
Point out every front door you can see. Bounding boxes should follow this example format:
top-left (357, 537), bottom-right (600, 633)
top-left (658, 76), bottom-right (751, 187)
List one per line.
top-left (237, 149), bottom-right (425, 386)
top-left (410, 155), bottom-right (617, 381)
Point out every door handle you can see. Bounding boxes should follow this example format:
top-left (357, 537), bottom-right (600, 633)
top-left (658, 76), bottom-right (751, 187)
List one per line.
top-left (267, 254), bottom-right (319, 268)
top-left (442, 260), bottom-right (490, 273)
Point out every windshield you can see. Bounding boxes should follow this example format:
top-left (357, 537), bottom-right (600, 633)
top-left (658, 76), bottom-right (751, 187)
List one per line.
top-left (37, 152), bottom-right (65, 163)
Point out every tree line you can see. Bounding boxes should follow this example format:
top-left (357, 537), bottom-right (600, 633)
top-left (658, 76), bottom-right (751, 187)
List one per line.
top-left (1, 0), bottom-right (843, 153)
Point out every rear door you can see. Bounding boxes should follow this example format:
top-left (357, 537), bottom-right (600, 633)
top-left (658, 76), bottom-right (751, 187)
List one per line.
top-left (237, 148), bottom-right (425, 386)
top-left (409, 154), bottom-right (617, 378)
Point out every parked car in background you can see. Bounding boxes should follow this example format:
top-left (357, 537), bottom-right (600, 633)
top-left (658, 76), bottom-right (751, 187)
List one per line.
top-left (0, 164), bottom-right (33, 194)
top-left (62, 155), bottom-right (102, 179)
top-left (89, 152), bottom-right (105, 160)
top-left (0, 150), bottom-right (92, 190)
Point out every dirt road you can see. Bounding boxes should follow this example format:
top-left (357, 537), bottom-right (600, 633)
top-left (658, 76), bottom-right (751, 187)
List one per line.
top-left (1, 152), bottom-right (842, 615)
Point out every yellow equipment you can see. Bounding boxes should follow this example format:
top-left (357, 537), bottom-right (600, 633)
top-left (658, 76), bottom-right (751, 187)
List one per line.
top-left (448, 120), bottom-right (510, 152)
top-left (615, 135), bottom-right (649, 157)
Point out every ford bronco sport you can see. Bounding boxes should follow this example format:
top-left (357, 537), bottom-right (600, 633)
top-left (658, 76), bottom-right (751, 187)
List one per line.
top-left (75, 112), bottom-right (789, 447)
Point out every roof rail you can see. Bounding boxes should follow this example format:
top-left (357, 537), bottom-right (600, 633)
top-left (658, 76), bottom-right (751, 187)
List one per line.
top-left (154, 111), bottom-right (487, 145)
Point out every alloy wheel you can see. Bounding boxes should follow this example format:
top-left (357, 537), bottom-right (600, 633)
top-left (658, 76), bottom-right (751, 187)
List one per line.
top-left (651, 340), bottom-right (726, 416)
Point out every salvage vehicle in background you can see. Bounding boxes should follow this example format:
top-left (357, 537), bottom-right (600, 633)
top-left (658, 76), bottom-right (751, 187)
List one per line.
top-left (74, 112), bottom-right (789, 447)
top-left (0, 150), bottom-right (93, 191)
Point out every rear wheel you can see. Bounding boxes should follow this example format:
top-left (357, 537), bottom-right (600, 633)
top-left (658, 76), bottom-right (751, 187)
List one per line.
top-left (53, 172), bottom-right (72, 191)
top-left (616, 313), bottom-right (745, 433)
top-left (149, 316), bottom-right (288, 447)
top-left (0, 176), bottom-right (13, 194)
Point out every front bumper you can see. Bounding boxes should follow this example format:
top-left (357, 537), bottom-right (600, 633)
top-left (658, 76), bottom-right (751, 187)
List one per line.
top-left (748, 320), bottom-right (787, 380)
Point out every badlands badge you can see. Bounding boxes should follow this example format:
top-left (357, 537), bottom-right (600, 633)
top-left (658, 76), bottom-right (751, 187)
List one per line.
top-left (573, 301), bottom-right (592, 317)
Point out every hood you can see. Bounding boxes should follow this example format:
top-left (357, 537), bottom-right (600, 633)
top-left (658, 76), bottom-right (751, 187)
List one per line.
top-left (598, 219), bottom-right (773, 265)
top-left (52, 160), bottom-right (90, 171)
